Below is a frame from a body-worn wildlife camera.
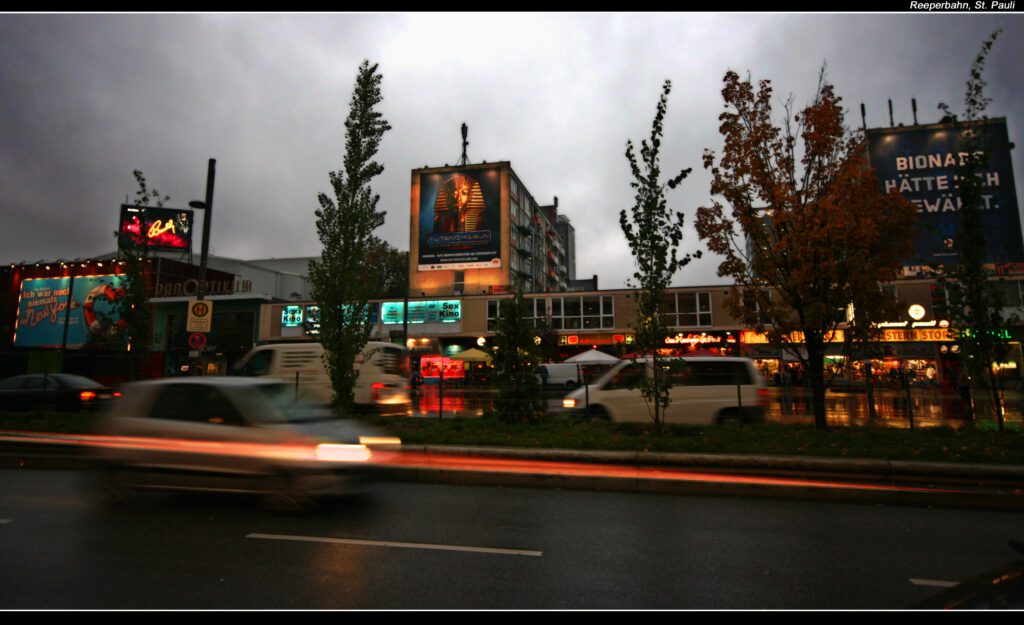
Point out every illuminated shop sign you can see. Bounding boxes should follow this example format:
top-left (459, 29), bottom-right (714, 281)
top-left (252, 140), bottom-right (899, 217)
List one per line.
top-left (558, 334), bottom-right (633, 346)
top-left (118, 205), bottom-right (194, 251)
top-left (282, 306), bottom-right (303, 327)
top-left (866, 120), bottom-right (1023, 265)
top-left (381, 300), bottom-right (461, 324)
top-left (741, 330), bottom-right (846, 344)
top-left (415, 166), bottom-right (503, 271)
top-left (305, 306), bottom-right (320, 335)
top-left (664, 332), bottom-right (738, 346)
top-left (741, 328), bottom-right (953, 343)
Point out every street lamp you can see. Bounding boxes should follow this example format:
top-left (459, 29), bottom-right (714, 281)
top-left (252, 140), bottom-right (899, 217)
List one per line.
top-left (189, 158), bottom-right (216, 301)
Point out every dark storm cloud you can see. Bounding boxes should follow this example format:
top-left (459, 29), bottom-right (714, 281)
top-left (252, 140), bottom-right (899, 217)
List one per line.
top-left (1, 13), bottom-right (1021, 289)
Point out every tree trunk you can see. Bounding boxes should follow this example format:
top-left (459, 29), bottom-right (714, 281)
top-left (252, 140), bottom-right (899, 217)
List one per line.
top-left (806, 335), bottom-right (828, 430)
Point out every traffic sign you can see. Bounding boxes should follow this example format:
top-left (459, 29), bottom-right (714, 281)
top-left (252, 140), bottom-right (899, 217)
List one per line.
top-left (188, 333), bottom-right (207, 350)
top-left (187, 298), bottom-right (213, 332)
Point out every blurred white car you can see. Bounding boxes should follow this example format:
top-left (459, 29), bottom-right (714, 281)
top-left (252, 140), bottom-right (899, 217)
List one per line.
top-left (91, 377), bottom-right (400, 508)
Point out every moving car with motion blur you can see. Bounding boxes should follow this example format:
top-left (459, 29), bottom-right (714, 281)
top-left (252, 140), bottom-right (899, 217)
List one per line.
top-left (91, 377), bottom-right (400, 508)
top-left (562, 357), bottom-right (768, 424)
top-left (0, 373), bottom-right (120, 412)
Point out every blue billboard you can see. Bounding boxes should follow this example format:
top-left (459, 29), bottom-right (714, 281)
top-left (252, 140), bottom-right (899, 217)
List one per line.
top-left (14, 275), bottom-right (126, 348)
top-left (866, 119), bottom-right (1024, 267)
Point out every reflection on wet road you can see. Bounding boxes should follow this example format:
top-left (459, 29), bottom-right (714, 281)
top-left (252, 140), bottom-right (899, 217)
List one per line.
top-left (408, 384), bottom-right (1023, 428)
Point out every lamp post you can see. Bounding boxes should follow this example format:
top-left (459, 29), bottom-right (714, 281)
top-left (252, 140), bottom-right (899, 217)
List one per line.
top-left (189, 158), bottom-right (216, 301)
top-left (188, 159), bottom-right (216, 376)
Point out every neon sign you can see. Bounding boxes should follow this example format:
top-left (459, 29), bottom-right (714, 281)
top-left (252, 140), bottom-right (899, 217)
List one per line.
top-left (147, 219), bottom-right (177, 239)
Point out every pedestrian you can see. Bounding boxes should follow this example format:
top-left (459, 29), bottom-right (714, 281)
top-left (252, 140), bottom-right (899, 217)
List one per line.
top-left (958, 368), bottom-right (973, 419)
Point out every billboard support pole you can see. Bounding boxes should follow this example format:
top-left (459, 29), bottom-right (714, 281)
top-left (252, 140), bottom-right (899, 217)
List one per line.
top-left (60, 267), bottom-right (76, 361)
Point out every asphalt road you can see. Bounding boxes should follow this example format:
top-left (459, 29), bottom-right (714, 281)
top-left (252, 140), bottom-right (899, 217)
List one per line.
top-left (1, 468), bottom-right (1022, 609)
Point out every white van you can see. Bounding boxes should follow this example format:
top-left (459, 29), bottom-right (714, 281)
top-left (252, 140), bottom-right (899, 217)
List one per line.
top-left (233, 341), bottom-right (410, 412)
top-left (562, 357), bottom-right (767, 425)
top-left (535, 363), bottom-right (583, 389)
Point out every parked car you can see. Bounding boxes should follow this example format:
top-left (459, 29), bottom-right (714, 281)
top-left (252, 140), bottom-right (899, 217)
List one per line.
top-left (536, 363), bottom-right (583, 389)
top-left (91, 377), bottom-right (400, 508)
top-left (561, 357), bottom-right (768, 424)
top-left (0, 373), bottom-right (120, 412)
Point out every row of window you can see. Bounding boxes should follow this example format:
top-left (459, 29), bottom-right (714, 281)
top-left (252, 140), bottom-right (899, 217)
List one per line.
top-left (485, 293), bottom-right (715, 331)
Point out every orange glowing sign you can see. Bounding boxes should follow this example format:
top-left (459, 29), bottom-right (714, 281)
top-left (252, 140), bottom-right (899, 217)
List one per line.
top-left (147, 219), bottom-right (177, 239)
top-left (740, 330), bottom-right (846, 344)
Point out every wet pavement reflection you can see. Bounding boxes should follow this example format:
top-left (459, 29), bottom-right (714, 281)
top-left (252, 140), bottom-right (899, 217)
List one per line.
top-left (407, 383), bottom-right (1024, 428)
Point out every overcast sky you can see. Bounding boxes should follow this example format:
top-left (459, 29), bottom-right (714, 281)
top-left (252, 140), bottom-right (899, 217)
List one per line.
top-left (2, 12), bottom-right (1022, 290)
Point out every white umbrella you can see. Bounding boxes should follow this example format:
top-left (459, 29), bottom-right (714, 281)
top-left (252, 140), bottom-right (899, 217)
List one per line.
top-left (563, 349), bottom-right (620, 364)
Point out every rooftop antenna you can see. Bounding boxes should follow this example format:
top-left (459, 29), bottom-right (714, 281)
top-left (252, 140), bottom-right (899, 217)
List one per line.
top-left (457, 122), bottom-right (469, 166)
top-left (860, 103), bottom-right (867, 132)
top-left (888, 99), bottom-right (894, 127)
top-left (912, 98), bottom-right (919, 125)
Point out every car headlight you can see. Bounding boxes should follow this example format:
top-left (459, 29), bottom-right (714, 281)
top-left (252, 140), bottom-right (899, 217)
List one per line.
top-left (563, 398), bottom-right (577, 409)
top-left (315, 443), bottom-right (372, 463)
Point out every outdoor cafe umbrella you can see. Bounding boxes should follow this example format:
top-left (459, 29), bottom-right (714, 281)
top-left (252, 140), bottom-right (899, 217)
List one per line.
top-left (563, 349), bottom-right (620, 365)
top-left (450, 347), bottom-right (492, 363)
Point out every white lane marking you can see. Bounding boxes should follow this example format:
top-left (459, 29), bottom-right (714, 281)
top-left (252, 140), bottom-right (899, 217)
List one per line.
top-left (247, 532), bottom-right (542, 557)
top-left (909, 578), bottom-right (959, 588)
top-left (0, 519), bottom-right (11, 524)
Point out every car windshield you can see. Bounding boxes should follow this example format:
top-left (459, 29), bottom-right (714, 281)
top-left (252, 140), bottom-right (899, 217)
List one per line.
top-left (253, 382), bottom-right (336, 423)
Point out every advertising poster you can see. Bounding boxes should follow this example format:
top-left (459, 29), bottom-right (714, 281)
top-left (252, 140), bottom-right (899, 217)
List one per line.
top-left (14, 275), bottom-right (126, 348)
top-left (119, 205), bottom-right (194, 251)
top-left (417, 166), bottom-right (502, 271)
top-left (866, 120), bottom-right (1024, 266)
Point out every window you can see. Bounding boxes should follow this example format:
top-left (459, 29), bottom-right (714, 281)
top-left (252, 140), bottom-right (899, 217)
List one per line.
top-left (993, 280), bottom-right (1023, 308)
top-left (664, 292), bottom-right (711, 327)
top-left (743, 289), bottom-right (772, 325)
top-left (453, 271), bottom-right (465, 294)
top-left (150, 385), bottom-right (247, 426)
top-left (546, 295), bottom-right (614, 330)
top-left (929, 285), bottom-right (948, 319)
top-left (487, 299), bottom-right (500, 332)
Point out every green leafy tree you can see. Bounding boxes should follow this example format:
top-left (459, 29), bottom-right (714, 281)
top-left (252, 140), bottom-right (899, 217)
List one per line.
top-left (933, 30), bottom-right (1012, 430)
top-left (90, 170), bottom-right (162, 379)
top-left (365, 237), bottom-right (407, 299)
top-left (619, 79), bottom-right (700, 433)
top-left (487, 291), bottom-right (542, 423)
top-left (309, 60), bottom-right (392, 412)
top-left (694, 67), bottom-right (917, 430)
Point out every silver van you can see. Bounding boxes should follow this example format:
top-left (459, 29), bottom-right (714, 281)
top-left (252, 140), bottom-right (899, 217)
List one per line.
top-left (562, 357), bottom-right (767, 424)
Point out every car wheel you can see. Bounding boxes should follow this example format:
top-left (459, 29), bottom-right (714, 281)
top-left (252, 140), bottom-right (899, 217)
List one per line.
top-left (564, 380), bottom-right (578, 390)
top-left (584, 404), bottom-right (611, 420)
top-left (716, 411), bottom-right (743, 426)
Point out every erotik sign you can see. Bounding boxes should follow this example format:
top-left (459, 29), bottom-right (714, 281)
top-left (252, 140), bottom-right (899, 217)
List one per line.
top-left (866, 120), bottom-right (1024, 266)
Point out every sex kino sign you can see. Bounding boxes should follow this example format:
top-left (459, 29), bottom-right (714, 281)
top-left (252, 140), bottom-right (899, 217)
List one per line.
top-left (866, 119), bottom-right (1024, 266)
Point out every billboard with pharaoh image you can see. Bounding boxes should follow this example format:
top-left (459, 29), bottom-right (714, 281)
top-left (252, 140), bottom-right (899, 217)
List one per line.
top-left (416, 165), bottom-right (502, 271)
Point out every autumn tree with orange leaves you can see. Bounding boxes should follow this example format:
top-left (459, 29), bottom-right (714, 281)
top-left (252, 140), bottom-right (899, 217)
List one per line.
top-left (694, 68), bottom-right (917, 430)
